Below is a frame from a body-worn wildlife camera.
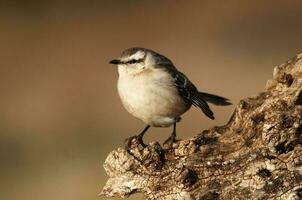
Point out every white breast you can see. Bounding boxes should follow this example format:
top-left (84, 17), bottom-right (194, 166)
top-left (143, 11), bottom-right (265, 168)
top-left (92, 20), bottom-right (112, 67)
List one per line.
top-left (117, 68), bottom-right (190, 127)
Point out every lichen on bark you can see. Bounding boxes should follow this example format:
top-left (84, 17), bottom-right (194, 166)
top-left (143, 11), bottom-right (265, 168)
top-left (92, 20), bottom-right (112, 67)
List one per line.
top-left (100, 53), bottom-right (302, 200)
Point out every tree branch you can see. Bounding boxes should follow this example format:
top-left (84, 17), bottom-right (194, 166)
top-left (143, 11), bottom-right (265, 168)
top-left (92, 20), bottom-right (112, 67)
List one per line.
top-left (100, 53), bottom-right (302, 200)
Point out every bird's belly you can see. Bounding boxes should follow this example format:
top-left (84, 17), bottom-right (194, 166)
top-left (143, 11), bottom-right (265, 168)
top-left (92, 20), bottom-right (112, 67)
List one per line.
top-left (118, 77), bottom-right (190, 127)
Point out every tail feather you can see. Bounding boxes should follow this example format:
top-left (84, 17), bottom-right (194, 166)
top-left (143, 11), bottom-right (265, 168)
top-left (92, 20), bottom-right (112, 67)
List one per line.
top-left (199, 92), bottom-right (232, 106)
top-left (198, 100), bottom-right (215, 120)
top-left (191, 93), bottom-right (215, 120)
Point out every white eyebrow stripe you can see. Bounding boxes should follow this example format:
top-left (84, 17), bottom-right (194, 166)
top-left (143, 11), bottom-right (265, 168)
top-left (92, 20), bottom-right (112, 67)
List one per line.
top-left (129, 51), bottom-right (145, 60)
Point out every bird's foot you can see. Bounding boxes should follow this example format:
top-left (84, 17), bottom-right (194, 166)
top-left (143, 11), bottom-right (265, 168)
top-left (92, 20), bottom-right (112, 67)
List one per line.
top-left (125, 135), bottom-right (147, 155)
top-left (163, 135), bottom-right (176, 149)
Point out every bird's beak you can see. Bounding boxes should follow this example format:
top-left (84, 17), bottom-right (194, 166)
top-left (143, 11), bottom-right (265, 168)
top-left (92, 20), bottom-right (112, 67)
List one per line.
top-left (109, 59), bottom-right (122, 65)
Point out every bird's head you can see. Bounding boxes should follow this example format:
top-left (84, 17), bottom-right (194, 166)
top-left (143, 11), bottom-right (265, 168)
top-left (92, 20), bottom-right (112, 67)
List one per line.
top-left (109, 48), bottom-right (173, 76)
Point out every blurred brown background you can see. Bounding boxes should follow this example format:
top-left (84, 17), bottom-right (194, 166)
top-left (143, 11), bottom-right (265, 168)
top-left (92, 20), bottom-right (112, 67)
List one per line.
top-left (0, 0), bottom-right (301, 199)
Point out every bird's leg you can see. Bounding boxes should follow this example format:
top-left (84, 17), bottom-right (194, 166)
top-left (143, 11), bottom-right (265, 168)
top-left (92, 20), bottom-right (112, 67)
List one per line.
top-left (137, 125), bottom-right (150, 147)
top-left (125, 125), bottom-right (150, 153)
top-left (163, 121), bottom-right (178, 149)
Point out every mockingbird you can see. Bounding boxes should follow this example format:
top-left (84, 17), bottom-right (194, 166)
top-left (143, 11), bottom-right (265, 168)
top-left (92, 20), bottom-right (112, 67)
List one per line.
top-left (109, 47), bottom-right (231, 150)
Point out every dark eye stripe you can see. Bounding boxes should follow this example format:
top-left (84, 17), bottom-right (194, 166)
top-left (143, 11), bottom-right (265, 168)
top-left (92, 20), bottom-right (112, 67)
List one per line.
top-left (127, 59), bottom-right (137, 64)
top-left (126, 58), bottom-right (144, 64)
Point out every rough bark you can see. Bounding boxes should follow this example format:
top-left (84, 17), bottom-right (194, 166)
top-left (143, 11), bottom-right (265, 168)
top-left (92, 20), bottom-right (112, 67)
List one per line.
top-left (100, 53), bottom-right (302, 200)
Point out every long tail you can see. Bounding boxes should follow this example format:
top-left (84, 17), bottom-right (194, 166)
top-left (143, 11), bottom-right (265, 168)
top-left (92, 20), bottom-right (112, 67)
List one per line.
top-left (199, 92), bottom-right (232, 106)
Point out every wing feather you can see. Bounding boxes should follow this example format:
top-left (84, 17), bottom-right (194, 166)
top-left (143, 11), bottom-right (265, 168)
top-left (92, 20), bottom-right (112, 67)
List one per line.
top-left (158, 64), bottom-right (215, 120)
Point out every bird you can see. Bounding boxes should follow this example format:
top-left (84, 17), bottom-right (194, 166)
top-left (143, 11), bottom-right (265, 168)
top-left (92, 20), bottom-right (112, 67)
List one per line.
top-left (109, 47), bottom-right (231, 151)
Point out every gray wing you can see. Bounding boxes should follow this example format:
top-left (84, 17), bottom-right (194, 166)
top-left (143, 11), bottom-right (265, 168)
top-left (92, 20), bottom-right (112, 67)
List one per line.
top-left (160, 64), bottom-right (215, 120)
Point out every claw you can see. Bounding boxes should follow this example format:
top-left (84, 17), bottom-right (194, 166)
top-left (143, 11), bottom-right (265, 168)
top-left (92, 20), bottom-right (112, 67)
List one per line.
top-left (124, 136), bottom-right (143, 162)
top-left (125, 135), bottom-right (146, 149)
top-left (124, 125), bottom-right (150, 154)
top-left (124, 135), bottom-right (147, 161)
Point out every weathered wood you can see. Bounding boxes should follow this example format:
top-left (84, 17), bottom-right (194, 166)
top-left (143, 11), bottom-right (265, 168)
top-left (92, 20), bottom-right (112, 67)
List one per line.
top-left (100, 53), bottom-right (302, 200)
